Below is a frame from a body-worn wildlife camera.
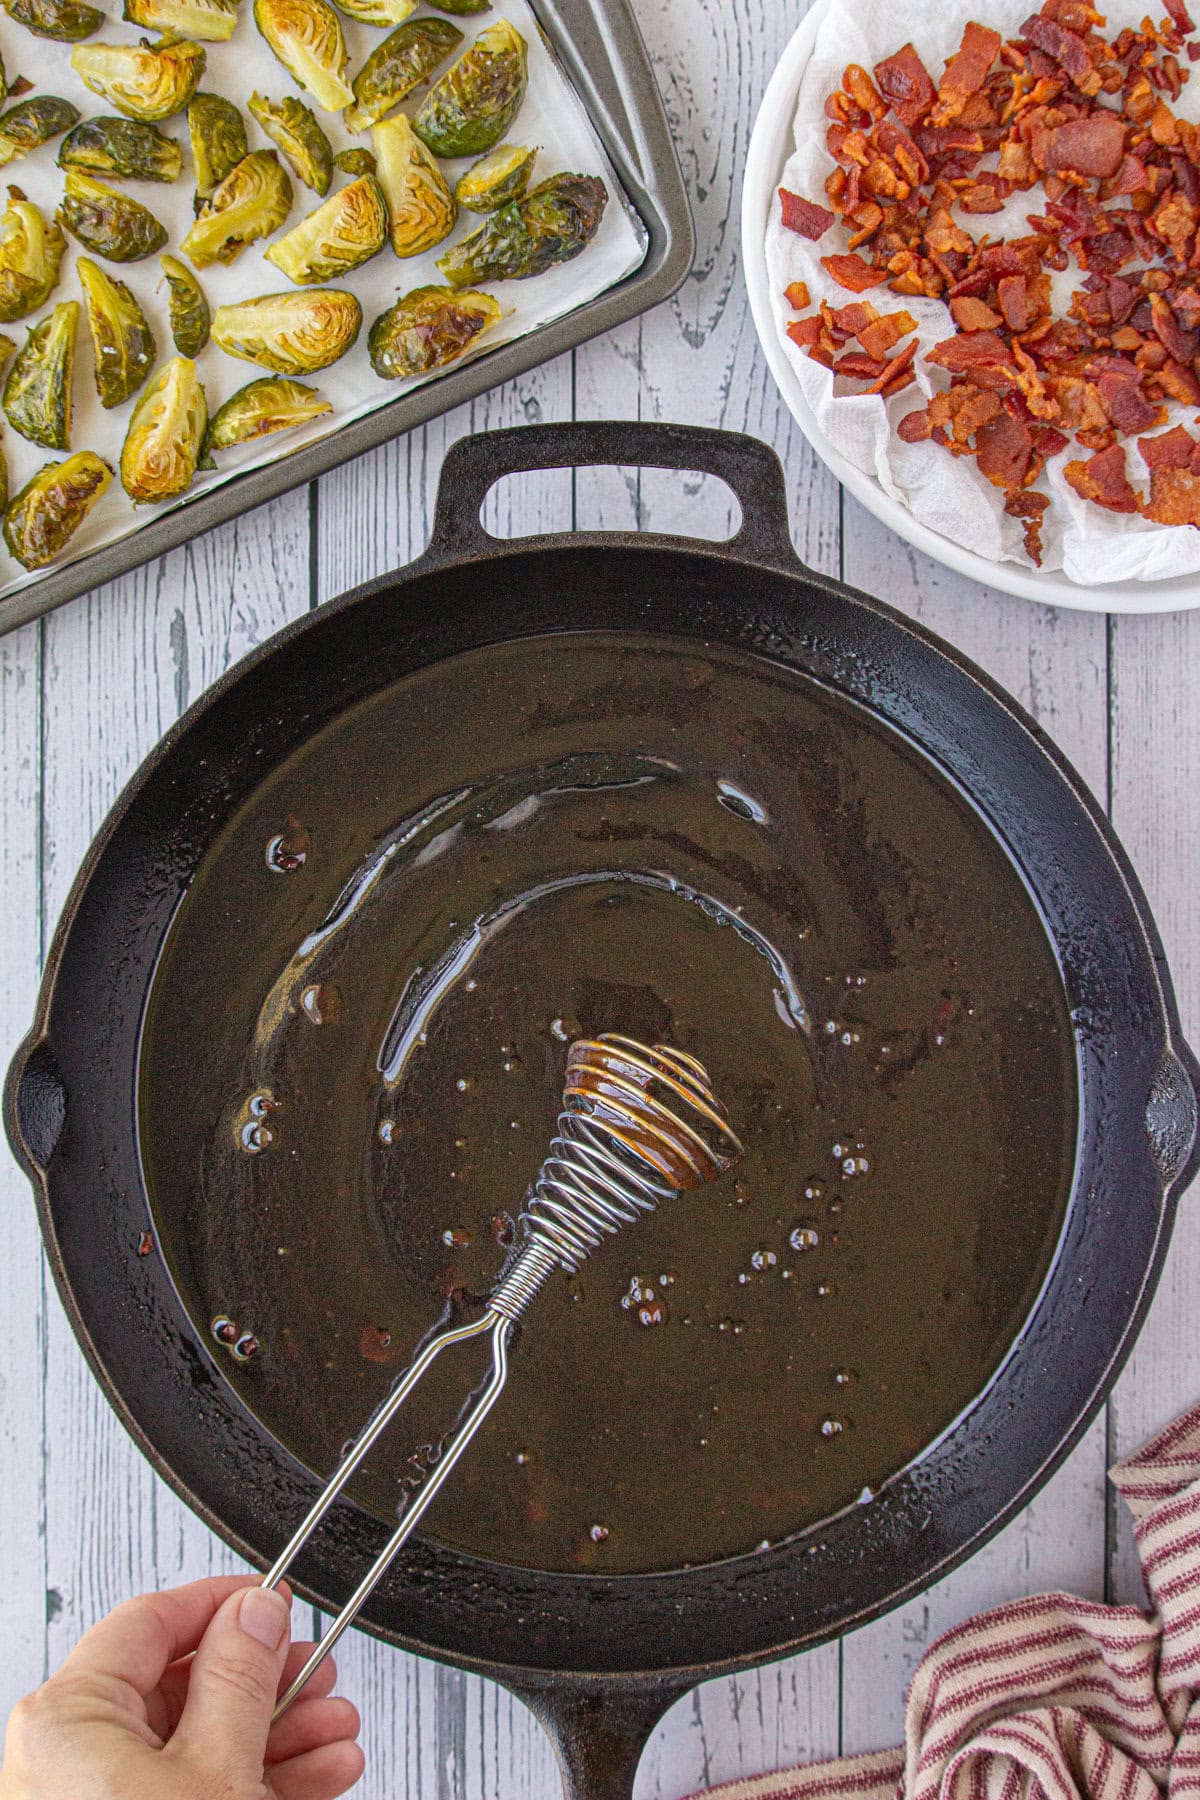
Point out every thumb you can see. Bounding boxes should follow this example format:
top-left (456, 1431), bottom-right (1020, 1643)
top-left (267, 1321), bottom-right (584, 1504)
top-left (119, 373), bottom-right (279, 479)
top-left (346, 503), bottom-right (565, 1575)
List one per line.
top-left (171, 1585), bottom-right (291, 1784)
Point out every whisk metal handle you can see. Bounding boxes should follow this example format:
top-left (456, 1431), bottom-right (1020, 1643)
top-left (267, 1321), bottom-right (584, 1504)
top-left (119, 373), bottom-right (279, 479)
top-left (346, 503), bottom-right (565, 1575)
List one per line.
top-left (263, 1241), bottom-right (560, 1720)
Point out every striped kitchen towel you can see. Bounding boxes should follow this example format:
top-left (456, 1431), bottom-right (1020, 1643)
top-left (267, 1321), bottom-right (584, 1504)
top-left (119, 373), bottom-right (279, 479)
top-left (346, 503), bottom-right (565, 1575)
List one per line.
top-left (696, 1402), bottom-right (1200, 1800)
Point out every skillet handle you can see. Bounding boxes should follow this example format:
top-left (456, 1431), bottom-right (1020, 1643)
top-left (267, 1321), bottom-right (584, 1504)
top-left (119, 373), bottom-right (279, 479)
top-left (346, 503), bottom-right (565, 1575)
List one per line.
top-left (4, 1032), bottom-right (67, 1180)
top-left (424, 421), bottom-right (799, 570)
top-left (504, 1677), bottom-right (690, 1800)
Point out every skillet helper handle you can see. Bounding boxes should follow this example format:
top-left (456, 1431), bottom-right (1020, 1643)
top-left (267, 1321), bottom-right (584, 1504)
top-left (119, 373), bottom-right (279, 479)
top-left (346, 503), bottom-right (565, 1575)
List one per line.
top-left (424, 420), bottom-right (799, 570)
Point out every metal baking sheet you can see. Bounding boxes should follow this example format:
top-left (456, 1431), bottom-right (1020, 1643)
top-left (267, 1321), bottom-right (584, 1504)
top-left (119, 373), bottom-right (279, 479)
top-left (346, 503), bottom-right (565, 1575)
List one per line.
top-left (0, 0), bottom-right (694, 638)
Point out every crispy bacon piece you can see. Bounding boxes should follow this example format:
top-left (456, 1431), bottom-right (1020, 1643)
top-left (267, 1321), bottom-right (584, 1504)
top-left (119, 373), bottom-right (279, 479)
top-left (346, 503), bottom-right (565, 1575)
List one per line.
top-left (1145, 465), bottom-right (1200, 522)
top-left (976, 412), bottom-right (1035, 486)
top-left (1063, 443), bottom-right (1140, 510)
top-left (1137, 425), bottom-right (1199, 469)
top-left (784, 281), bottom-right (812, 311)
top-left (865, 338), bottom-right (919, 392)
top-left (951, 295), bottom-right (1003, 330)
top-left (1092, 359), bottom-right (1165, 433)
top-left (996, 274), bottom-right (1031, 330)
top-left (821, 253), bottom-right (891, 291)
top-left (932, 22), bottom-right (1003, 125)
top-left (1039, 114), bottom-right (1126, 177)
top-left (927, 330), bottom-right (1012, 372)
top-left (1005, 488), bottom-right (1050, 563)
top-left (786, 315), bottom-right (825, 348)
top-left (780, 190), bottom-right (836, 239)
top-left (858, 309), bottom-right (917, 359)
top-left (898, 407), bottom-right (934, 441)
top-left (874, 43), bottom-right (937, 126)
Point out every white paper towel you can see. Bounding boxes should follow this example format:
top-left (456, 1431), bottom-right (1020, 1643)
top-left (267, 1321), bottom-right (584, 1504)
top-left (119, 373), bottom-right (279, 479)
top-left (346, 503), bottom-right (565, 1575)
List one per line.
top-left (766, 0), bottom-right (1200, 583)
top-left (0, 0), bottom-right (646, 603)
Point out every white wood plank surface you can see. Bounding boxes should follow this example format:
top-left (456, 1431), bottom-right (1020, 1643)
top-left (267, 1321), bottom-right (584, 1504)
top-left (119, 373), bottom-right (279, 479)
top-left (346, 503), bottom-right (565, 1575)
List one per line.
top-left (1, 0), bottom-right (1197, 1794)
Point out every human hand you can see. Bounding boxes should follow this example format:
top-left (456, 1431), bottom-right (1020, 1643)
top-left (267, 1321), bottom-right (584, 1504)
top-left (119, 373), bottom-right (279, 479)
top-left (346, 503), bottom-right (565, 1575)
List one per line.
top-left (0, 1574), bottom-right (364, 1800)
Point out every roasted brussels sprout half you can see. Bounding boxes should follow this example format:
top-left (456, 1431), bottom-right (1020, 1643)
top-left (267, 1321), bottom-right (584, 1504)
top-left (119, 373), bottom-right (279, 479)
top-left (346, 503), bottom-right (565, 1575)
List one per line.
top-left (77, 255), bottom-right (155, 407)
top-left (159, 252), bottom-right (209, 355)
top-left (0, 192), bottom-right (66, 322)
top-left (371, 111), bottom-right (455, 257)
top-left (188, 92), bottom-right (246, 206)
top-left (123, 0), bottom-right (237, 39)
top-left (454, 140), bottom-right (534, 211)
top-left (4, 0), bottom-right (102, 41)
top-left (0, 333), bottom-right (15, 369)
top-left (120, 354), bottom-right (206, 502)
top-left (333, 146), bottom-right (374, 175)
top-left (413, 19), bottom-right (526, 158)
top-left (211, 287), bottom-right (360, 372)
top-left (425, 0), bottom-right (489, 12)
top-left (368, 282), bottom-right (499, 378)
top-left (264, 172), bottom-right (386, 283)
top-left (59, 170), bottom-right (169, 261)
top-left (58, 115), bottom-right (182, 181)
top-left (437, 171), bottom-right (607, 288)
top-left (0, 442), bottom-right (7, 516)
top-left (205, 375), bottom-right (330, 450)
top-left (4, 300), bottom-right (77, 447)
top-left (4, 450), bottom-right (111, 567)
top-left (248, 92), bottom-right (332, 196)
top-left (344, 17), bottom-right (462, 133)
top-left (180, 149), bottom-right (292, 267)
top-left (0, 97), bottom-right (81, 167)
top-left (0, 53), bottom-right (7, 106)
top-left (253, 0), bottom-right (353, 112)
top-left (70, 39), bottom-right (207, 122)
top-left (331, 0), bottom-right (412, 24)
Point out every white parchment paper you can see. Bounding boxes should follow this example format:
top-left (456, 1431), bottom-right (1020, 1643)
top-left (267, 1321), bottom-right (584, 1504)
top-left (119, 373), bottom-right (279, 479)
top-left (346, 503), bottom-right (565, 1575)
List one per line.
top-left (0, 0), bottom-right (646, 602)
top-left (766, 0), bottom-right (1200, 583)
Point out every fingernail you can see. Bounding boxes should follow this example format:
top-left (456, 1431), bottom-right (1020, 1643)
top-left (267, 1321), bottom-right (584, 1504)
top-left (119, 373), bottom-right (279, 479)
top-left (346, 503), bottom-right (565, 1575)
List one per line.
top-left (239, 1587), bottom-right (290, 1650)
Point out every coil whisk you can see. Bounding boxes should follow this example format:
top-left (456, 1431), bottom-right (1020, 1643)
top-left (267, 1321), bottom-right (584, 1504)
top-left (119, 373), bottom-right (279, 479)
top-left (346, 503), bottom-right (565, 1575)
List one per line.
top-left (263, 1033), bottom-right (741, 1718)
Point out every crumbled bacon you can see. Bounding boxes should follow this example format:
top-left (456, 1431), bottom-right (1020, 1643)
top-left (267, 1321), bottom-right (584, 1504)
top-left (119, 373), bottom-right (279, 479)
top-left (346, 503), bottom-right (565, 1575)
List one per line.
top-left (1063, 443), bottom-right (1140, 509)
top-left (780, 190), bottom-right (836, 239)
top-left (779, 0), bottom-right (1200, 555)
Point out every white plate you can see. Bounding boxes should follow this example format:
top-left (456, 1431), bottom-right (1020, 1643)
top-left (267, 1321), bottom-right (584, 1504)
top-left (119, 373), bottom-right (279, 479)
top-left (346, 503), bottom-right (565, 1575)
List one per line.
top-left (742, 0), bottom-right (1200, 614)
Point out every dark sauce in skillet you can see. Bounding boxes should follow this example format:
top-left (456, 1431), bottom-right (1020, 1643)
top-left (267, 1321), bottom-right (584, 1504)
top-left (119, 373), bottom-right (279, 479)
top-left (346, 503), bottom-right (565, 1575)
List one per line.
top-left (138, 633), bottom-right (1077, 1575)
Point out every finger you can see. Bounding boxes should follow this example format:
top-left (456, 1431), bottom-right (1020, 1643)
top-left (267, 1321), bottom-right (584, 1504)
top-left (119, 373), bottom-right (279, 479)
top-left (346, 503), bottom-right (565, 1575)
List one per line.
top-left (154, 1638), bottom-right (337, 1739)
top-left (169, 1585), bottom-right (293, 1785)
top-left (268, 1740), bottom-right (366, 1800)
top-left (61, 1576), bottom-right (265, 1696)
top-left (265, 1696), bottom-right (360, 1766)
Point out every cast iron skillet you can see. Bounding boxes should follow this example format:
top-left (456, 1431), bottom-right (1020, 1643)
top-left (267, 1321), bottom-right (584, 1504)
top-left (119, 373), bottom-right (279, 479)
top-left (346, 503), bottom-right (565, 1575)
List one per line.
top-left (7, 422), bottom-right (1200, 1800)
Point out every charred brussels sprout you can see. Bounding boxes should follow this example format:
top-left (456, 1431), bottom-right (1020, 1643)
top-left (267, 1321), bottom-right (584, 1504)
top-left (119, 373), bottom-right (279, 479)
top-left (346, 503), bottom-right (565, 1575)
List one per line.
top-left (58, 115), bottom-right (182, 181)
top-left (77, 255), bottom-right (155, 407)
top-left (211, 287), bottom-right (360, 372)
top-left (437, 171), bottom-right (606, 287)
top-left (454, 141), bottom-right (534, 211)
top-left (425, 0), bottom-right (489, 11)
top-left (59, 170), bottom-right (169, 261)
top-left (371, 112), bottom-right (454, 257)
top-left (333, 147), bottom-right (374, 175)
top-left (4, 450), bottom-right (111, 567)
top-left (70, 40), bottom-right (207, 122)
top-left (331, 0), bottom-right (412, 25)
top-left (159, 252), bottom-right (209, 355)
top-left (368, 283), bottom-right (499, 378)
top-left (123, 0), bottom-right (238, 40)
top-left (253, 0), bottom-right (353, 112)
top-left (4, 300), bottom-right (77, 447)
top-left (248, 92), bottom-right (332, 196)
top-left (413, 19), bottom-right (526, 158)
top-left (0, 97), bottom-right (81, 166)
top-left (120, 354), bottom-right (207, 501)
top-left (0, 192), bottom-right (66, 321)
top-left (188, 93), bottom-right (246, 205)
top-left (206, 375), bottom-right (330, 450)
top-left (180, 149), bottom-right (292, 267)
top-left (344, 17), bottom-right (462, 133)
top-left (4, 0), bottom-right (102, 40)
top-left (265, 172), bottom-right (386, 283)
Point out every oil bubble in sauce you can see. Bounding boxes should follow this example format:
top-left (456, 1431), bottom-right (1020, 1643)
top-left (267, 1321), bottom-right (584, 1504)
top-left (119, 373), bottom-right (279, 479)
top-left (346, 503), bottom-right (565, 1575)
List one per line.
top-left (301, 983), bottom-right (343, 1025)
top-left (137, 1231), bottom-right (155, 1256)
top-left (233, 1332), bottom-right (259, 1361)
top-left (211, 1315), bottom-right (238, 1345)
top-left (265, 816), bottom-right (310, 873)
